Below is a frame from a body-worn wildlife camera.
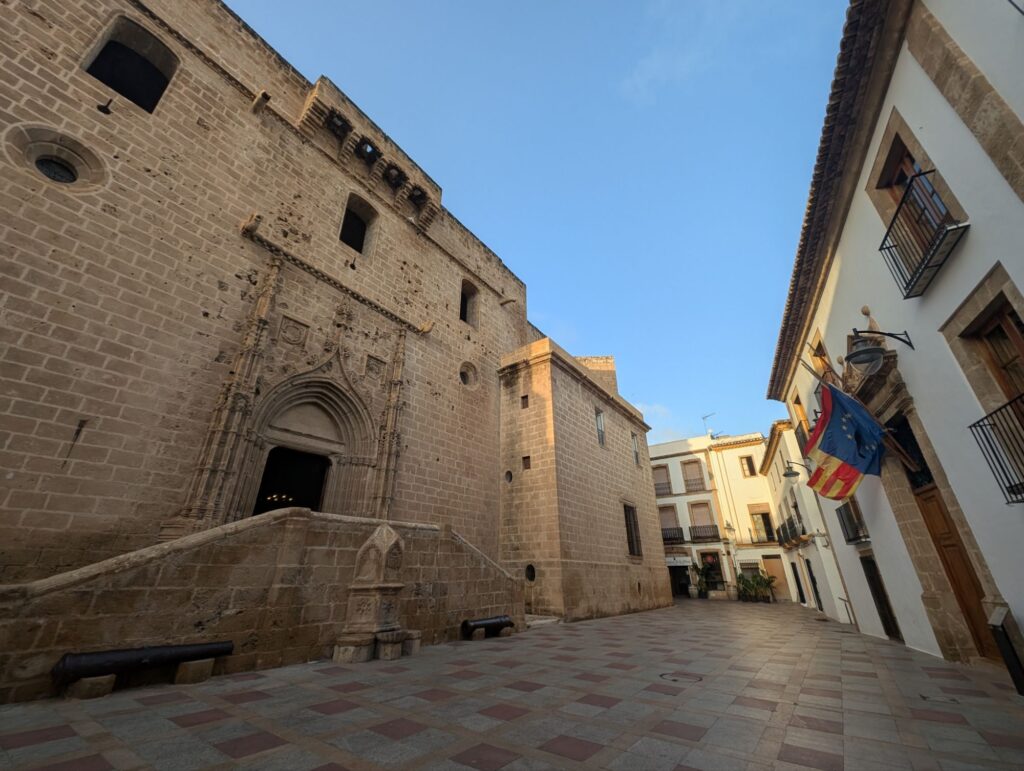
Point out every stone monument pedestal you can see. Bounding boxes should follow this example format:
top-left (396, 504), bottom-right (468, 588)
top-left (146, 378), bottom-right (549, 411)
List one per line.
top-left (332, 524), bottom-right (422, 663)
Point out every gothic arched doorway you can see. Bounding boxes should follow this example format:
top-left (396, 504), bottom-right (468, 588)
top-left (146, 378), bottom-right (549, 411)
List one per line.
top-left (233, 372), bottom-right (378, 519)
top-left (252, 446), bottom-right (330, 514)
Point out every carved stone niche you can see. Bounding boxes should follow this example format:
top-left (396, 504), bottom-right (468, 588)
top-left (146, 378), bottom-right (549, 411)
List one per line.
top-left (333, 524), bottom-right (418, 663)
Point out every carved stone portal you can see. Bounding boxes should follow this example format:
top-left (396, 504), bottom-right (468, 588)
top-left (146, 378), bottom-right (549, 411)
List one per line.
top-left (333, 524), bottom-right (418, 663)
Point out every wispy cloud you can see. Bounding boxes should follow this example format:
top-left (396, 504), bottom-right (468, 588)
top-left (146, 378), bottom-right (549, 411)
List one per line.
top-left (619, 2), bottom-right (740, 105)
top-left (620, 47), bottom-right (703, 105)
top-left (635, 402), bottom-right (691, 444)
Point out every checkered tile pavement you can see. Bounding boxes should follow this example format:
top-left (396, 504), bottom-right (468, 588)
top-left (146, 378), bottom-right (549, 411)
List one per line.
top-left (2, 601), bottom-right (1022, 770)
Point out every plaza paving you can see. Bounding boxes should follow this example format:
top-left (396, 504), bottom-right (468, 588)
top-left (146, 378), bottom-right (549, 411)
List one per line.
top-left (2, 601), bottom-right (1023, 771)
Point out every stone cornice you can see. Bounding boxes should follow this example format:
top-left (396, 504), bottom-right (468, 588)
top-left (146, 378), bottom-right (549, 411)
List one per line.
top-left (759, 419), bottom-right (793, 476)
top-left (498, 340), bottom-right (650, 431)
top-left (240, 215), bottom-right (424, 335)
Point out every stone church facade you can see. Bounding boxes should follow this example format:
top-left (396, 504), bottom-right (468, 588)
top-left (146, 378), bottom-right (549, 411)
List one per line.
top-left (0, 0), bottom-right (670, 700)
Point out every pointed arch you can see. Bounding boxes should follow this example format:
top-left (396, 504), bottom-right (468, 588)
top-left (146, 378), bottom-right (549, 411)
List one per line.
top-left (252, 372), bottom-right (377, 461)
top-left (228, 362), bottom-right (380, 520)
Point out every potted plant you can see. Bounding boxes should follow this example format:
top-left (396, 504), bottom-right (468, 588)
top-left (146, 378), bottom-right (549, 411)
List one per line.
top-left (695, 564), bottom-right (711, 599)
top-left (762, 573), bottom-right (777, 603)
top-left (736, 574), bottom-right (752, 602)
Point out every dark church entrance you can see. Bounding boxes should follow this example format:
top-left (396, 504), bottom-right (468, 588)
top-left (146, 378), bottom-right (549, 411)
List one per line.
top-left (252, 446), bottom-right (329, 515)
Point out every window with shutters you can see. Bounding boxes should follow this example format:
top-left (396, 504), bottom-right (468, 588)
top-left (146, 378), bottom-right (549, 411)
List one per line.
top-left (740, 455), bottom-right (756, 477)
top-left (652, 465), bottom-right (671, 497)
top-left (688, 501), bottom-right (719, 541)
top-left (683, 460), bottom-right (705, 492)
top-left (689, 501), bottom-right (713, 526)
top-left (976, 303), bottom-right (1024, 401)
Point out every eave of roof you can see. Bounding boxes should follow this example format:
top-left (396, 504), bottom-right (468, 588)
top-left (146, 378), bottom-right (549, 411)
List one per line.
top-left (766, 0), bottom-right (911, 402)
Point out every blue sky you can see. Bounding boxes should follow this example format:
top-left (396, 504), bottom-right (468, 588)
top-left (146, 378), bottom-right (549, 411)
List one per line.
top-left (225, 1), bottom-right (849, 442)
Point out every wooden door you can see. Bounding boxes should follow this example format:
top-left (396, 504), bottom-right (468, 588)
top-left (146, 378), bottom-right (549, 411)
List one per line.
top-left (914, 485), bottom-right (1000, 660)
top-left (860, 555), bottom-right (903, 641)
top-left (761, 556), bottom-right (790, 601)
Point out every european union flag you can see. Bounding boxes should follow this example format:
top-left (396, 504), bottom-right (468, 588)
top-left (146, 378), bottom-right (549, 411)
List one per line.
top-left (803, 384), bottom-right (885, 500)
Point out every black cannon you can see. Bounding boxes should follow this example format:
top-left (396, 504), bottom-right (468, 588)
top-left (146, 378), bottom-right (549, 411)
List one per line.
top-left (460, 615), bottom-right (514, 640)
top-left (52, 641), bottom-right (234, 686)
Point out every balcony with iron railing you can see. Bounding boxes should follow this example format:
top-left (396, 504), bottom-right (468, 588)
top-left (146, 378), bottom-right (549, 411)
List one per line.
top-left (654, 482), bottom-right (673, 497)
top-left (776, 517), bottom-right (806, 547)
top-left (746, 528), bottom-right (776, 545)
top-left (836, 502), bottom-right (870, 544)
top-left (969, 393), bottom-right (1024, 504)
top-left (689, 524), bottom-right (720, 542)
top-left (661, 527), bottom-right (687, 545)
top-left (684, 477), bottom-right (706, 493)
top-left (879, 171), bottom-right (969, 299)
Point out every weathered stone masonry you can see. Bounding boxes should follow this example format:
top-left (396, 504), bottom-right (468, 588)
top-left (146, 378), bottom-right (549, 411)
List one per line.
top-left (0, 0), bottom-right (670, 700)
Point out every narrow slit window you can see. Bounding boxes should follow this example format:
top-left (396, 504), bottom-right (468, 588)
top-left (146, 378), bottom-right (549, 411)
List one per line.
top-left (595, 409), bottom-right (605, 446)
top-left (521, 395), bottom-right (529, 409)
top-left (86, 17), bottom-right (178, 113)
top-left (624, 504), bottom-right (642, 556)
top-left (522, 456), bottom-right (531, 470)
top-left (459, 279), bottom-right (478, 326)
top-left (631, 432), bottom-right (640, 466)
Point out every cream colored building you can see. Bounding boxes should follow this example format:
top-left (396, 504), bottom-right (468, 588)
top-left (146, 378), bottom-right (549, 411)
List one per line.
top-left (768, 0), bottom-right (1024, 664)
top-left (760, 421), bottom-right (853, 624)
top-left (651, 431), bottom-right (835, 606)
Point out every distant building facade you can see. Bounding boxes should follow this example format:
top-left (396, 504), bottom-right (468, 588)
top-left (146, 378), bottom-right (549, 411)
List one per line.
top-left (0, 0), bottom-right (668, 701)
top-left (768, 0), bottom-right (1024, 663)
top-left (760, 420), bottom-right (852, 624)
top-left (651, 431), bottom-right (842, 612)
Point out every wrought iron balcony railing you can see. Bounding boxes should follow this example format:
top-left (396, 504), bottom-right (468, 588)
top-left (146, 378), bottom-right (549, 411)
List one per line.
top-left (661, 527), bottom-right (687, 545)
top-left (684, 478), bottom-right (705, 493)
top-left (969, 393), bottom-right (1024, 504)
top-left (836, 502), bottom-right (870, 544)
top-left (879, 171), bottom-right (969, 299)
top-left (689, 524), bottom-right (720, 542)
top-left (654, 482), bottom-right (673, 497)
top-left (747, 529), bottom-right (776, 544)
top-left (776, 517), bottom-right (806, 546)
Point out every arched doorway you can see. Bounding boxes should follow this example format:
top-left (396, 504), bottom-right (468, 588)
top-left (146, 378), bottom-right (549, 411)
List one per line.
top-left (252, 446), bottom-right (330, 515)
top-left (233, 372), bottom-right (378, 519)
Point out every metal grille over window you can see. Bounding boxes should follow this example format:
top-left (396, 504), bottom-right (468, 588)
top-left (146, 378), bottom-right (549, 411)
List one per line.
top-left (683, 460), bottom-right (705, 492)
top-left (595, 409), bottom-right (605, 446)
top-left (969, 393), bottom-right (1024, 504)
top-left (624, 504), bottom-right (642, 556)
top-left (879, 170), bottom-right (969, 298)
top-left (653, 466), bottom-right (671, 496)
top-left (836, 499), bottom-right (870, 543)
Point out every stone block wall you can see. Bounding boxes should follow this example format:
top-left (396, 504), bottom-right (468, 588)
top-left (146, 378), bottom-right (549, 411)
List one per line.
top-left (0, 0), bottom-right (527, 581)
top-left (499, 352), bottom-right (565, 615)
top-left (500, 340), bottom-right (672, 619)
top-left (0, 508), bottom-right (523, 703)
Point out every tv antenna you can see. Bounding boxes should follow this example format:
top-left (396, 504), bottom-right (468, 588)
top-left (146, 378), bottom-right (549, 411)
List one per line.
top-left (701, 412), bottom-right (716, 435)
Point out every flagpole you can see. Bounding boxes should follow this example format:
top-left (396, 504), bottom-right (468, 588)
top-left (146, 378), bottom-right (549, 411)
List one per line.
top-left (797, 359), bottom-right (888, 432)
top-left (797, 359), bottom-right (919, 471)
